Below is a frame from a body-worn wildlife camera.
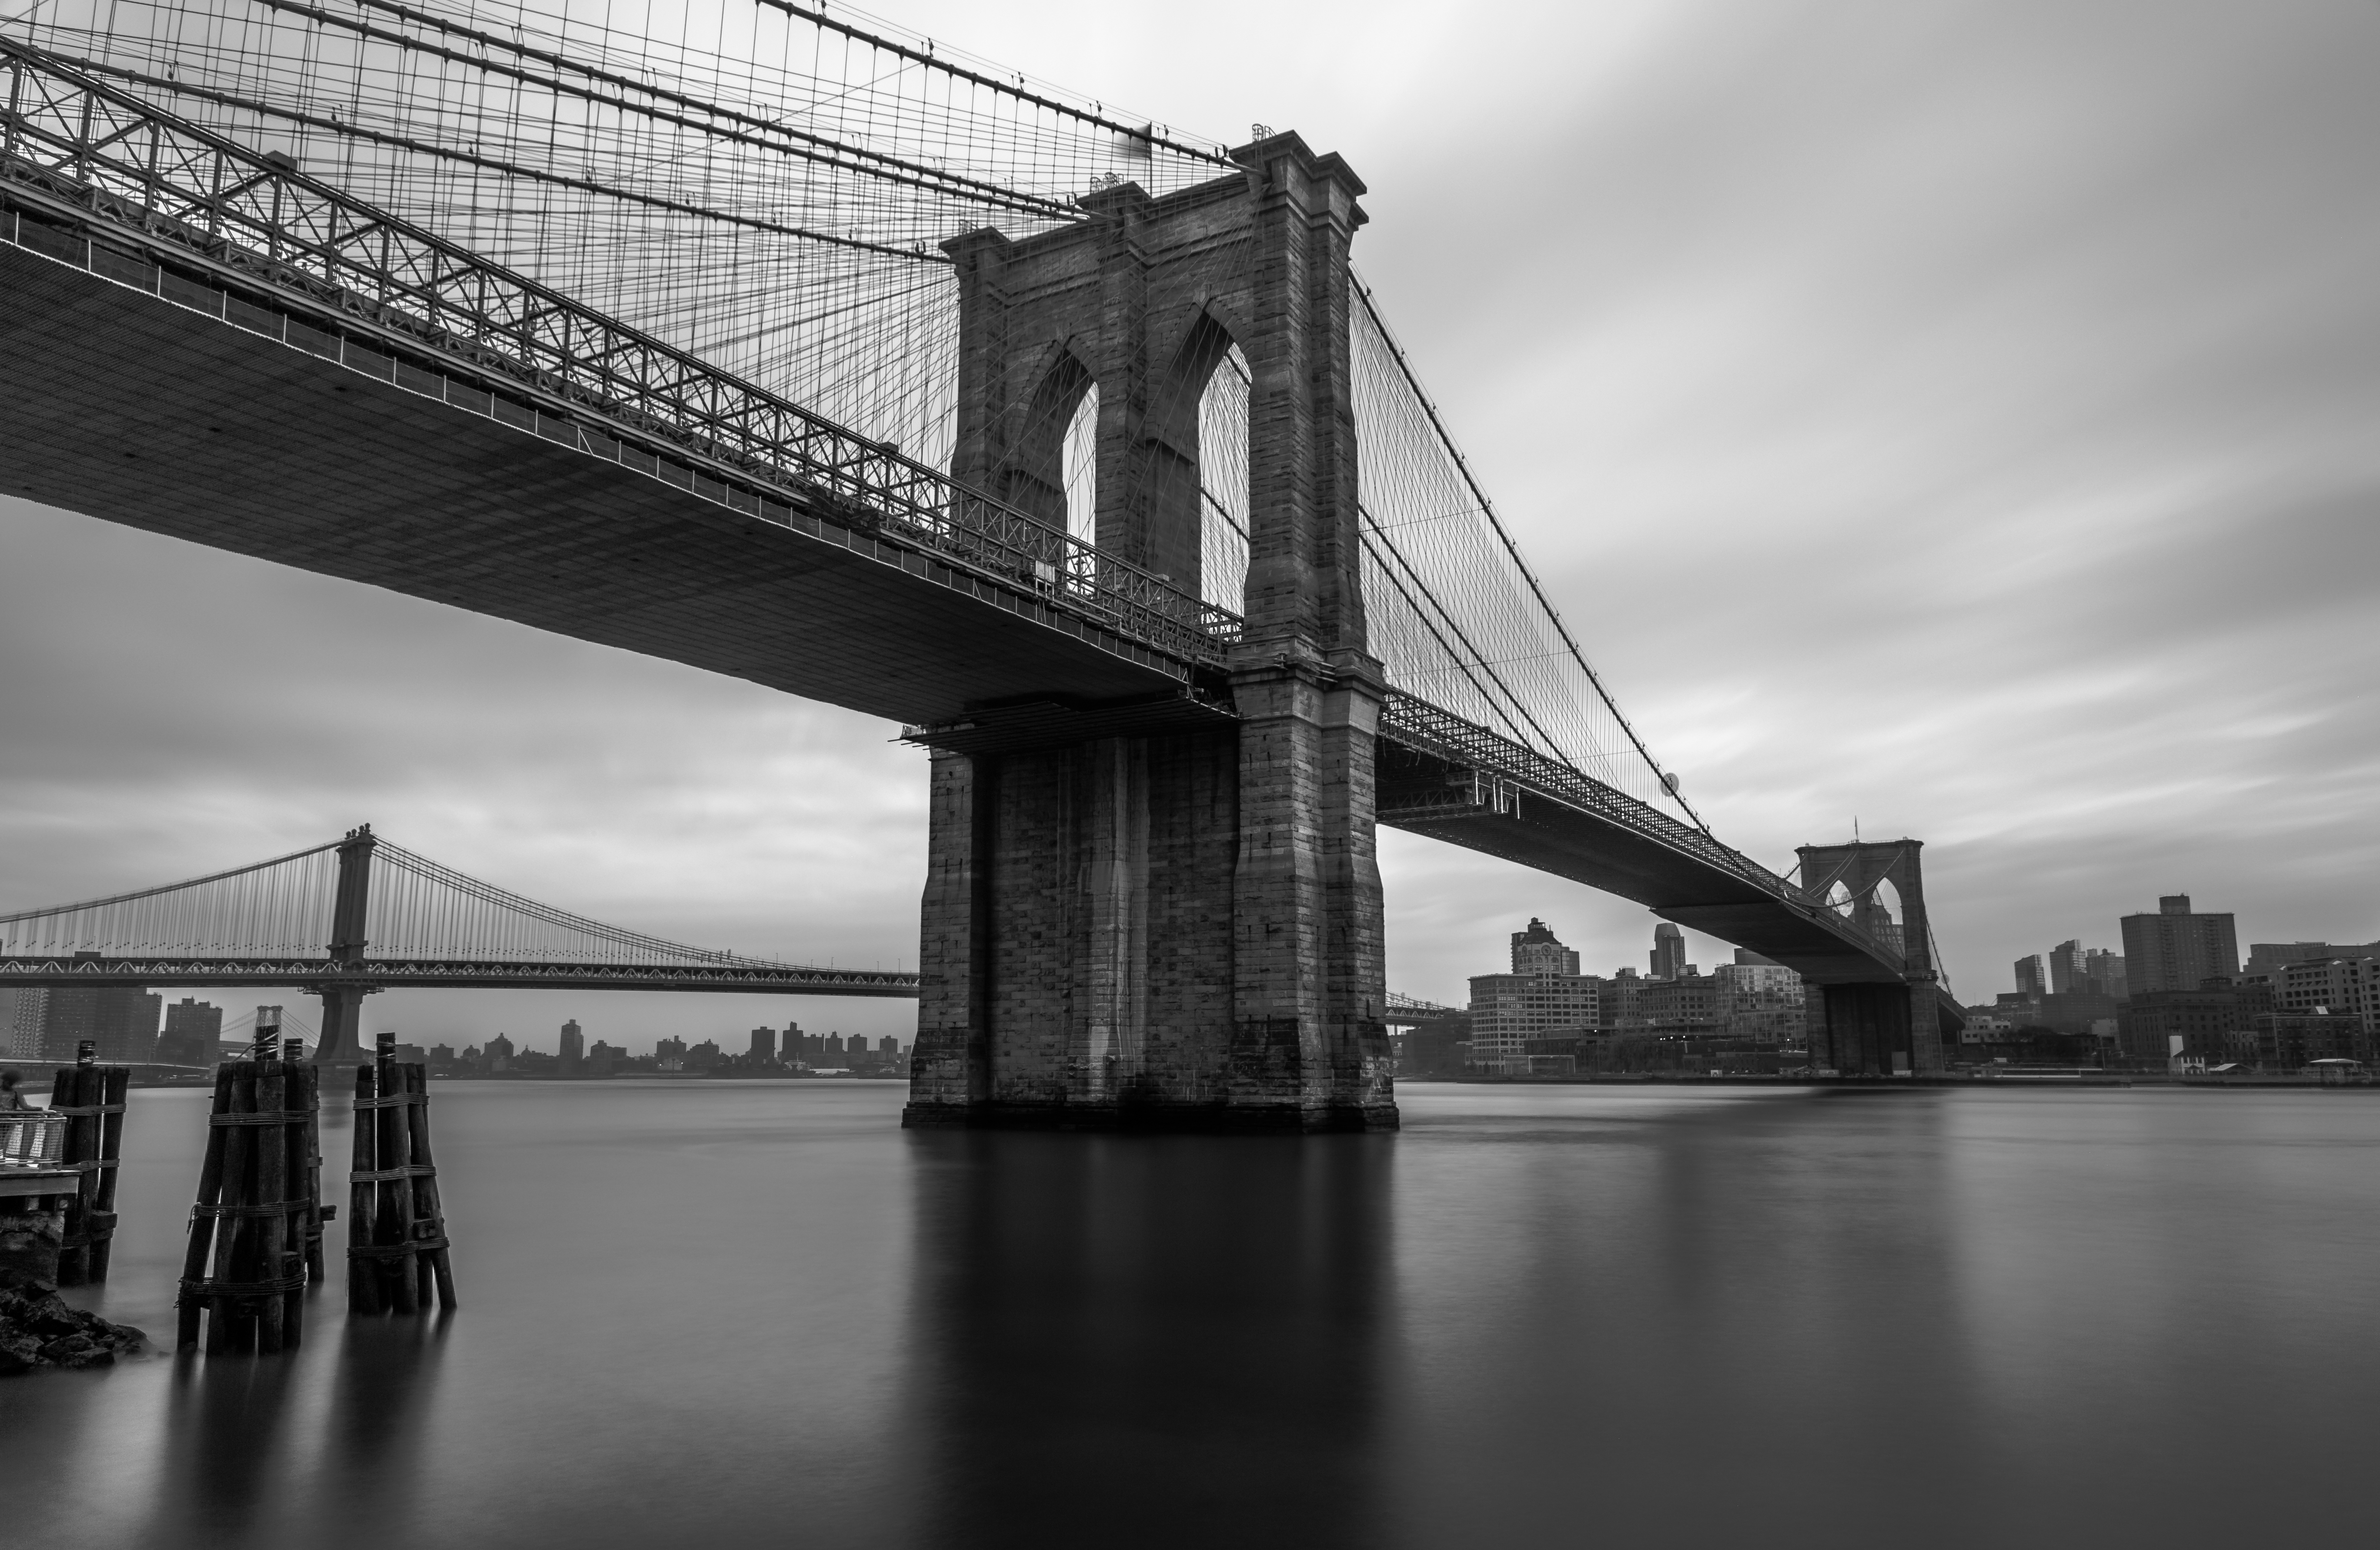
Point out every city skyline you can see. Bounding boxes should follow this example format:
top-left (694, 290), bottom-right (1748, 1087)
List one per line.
top-left (3, 0), bottom-right (2376, 1027)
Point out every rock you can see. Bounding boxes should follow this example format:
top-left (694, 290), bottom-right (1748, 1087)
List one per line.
top-left (0, 1287), bottom-right (145, 1374)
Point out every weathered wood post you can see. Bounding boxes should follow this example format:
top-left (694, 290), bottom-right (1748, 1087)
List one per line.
top-left (175, 1018), bottom-right (324, 1353)
top-left (401, 1062), bottom-right (457, 1309)
top-left (347, 1058), bottom-right (380, 1315)
top-left (346, 1032), bottom-right (455, 1315)
top-left (49, 1041), bottom-right (126, 1285)
top-left (175, 1064), bottom-right (236, 1350)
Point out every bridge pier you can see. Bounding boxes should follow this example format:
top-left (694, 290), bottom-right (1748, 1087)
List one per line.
top-left (905, 133), bottom-right (1395, 1132)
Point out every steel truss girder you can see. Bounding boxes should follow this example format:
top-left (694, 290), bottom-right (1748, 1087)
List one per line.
top-left (0, 37), bottom-right (1239, 671)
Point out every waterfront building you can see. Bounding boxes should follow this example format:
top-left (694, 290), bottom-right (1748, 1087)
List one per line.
top-left (2120, 895), bottom-right (2239, 994)
top-left (2245, 940), bottom-right (2380, 975)
top-left (2250, 1012), bottom-right (2373, 1068)
top-left (2118, 978), bottom-right (2271, 1065)
top-left (430, 1043), bottom-right (457, 1068)
top-left (654, 1036), bottom-right (686, 1062)
top-left (486, 1031), bottom-right (516, 1072)
top-left (1638, 971), bottom-right (1719, 1035)
top-left (1961, 1011), bottom-right (2016, 1042)
top-left (1601, 968), bottom-right (1642, 1029)
top-left (2267, 957), bottom-right (2379, 1030)
top-left (158, 997), bottom-right (224, 1066)
top-left (749, 1026), bottom-right (778, 1061)
top-left (877, 1036), bottom-right (901, 1058)
top-left (559, 1019), bottom-right (585, 1073)
top-left (1711, 962), bottom-right (1806, 1044)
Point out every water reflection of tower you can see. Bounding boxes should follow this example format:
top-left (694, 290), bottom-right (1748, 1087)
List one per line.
top-left (892, 1132), bottom-right (1397, 1545)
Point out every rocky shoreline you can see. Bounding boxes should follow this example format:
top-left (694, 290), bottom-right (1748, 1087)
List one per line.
top-left (0, 1286), bottom-right (147, 1374)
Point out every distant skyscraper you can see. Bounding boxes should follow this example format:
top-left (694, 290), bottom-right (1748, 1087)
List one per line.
top-left (558, 1019), bottom-right (585, 1072)
top-left (2120, 895), bottom-right (2240, 994)
top-left (2049, 940), bottom-right (2086, 994)
top-left (2014, 955), bottom-right (2046, 998)
top-left (2083, 949), bottom-right (2129, 1001)
top-left (1650, 923), bottom-right (1686, 981)
top-left (1510, 919), bottom-right (1581, 977)
top-left (749, 1026), bottom-right (777, 1061)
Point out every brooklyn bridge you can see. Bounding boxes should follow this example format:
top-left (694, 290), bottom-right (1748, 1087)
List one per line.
top-left (0, 0), bottom-right (1959, 1127)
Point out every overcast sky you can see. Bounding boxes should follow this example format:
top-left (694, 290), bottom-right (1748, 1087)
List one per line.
top-left (4, 0), bottom-right (2376, 1051)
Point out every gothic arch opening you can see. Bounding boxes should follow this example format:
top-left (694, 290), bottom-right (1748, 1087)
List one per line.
top-left (989, 347), bottom-right (1094, 536)
top-left (1062, 382), bottom-right (1097, 546)
top-left (1133, 311), bottom-right (1249, 611)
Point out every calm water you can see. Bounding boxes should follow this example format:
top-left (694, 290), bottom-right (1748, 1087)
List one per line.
top-left (4, 1080), bottom-right (2376, 1548)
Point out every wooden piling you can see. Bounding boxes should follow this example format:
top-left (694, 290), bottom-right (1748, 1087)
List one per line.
top-left (254, 1056), bottom-right (289, 1353)
top-left (174, 1042), bottom-right (324, 1354)
top-left (48, 1052), bottom-right (124, 1286)
top-left (401, 1063), bottom-right (457, 1309)
top-left (344, 1038), bottom-right (455, 1316)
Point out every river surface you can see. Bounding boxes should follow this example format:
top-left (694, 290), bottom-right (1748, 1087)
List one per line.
top-left (3, 1080), bottom-right (2376, 1548)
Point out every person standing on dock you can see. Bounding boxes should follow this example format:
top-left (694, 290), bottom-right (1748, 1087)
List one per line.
top-left (0, 1070), bottom-right (29, 1111)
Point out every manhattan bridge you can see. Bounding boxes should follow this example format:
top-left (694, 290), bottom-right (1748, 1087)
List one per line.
top-left (0, 0), bottom-right (1959, 1127)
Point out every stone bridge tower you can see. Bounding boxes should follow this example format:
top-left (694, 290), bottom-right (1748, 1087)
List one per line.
top-left (1794, 839), bottom-right (1945, 1075)
top-left (903, 134), bottom-right (1397, 1131)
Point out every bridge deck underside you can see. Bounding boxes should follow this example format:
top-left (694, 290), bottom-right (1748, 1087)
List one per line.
top-left (1379, 752), bottom-right (1905, 987)
top-left (0, 246), bottom-right (1197, 730)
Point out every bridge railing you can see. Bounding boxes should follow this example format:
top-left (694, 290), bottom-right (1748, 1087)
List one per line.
top-left (0, 39), bottom-right (1238, 670)
top-left (1381, 692), bottom-right (1906, 968)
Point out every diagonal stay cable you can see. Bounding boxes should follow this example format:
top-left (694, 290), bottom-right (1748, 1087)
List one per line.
top-left (1349, 268), bottom-right (1708, 831)
top-left (50, 49), bottom-right (944, 264)
top-left (0, 841), bottom-right (340, 925)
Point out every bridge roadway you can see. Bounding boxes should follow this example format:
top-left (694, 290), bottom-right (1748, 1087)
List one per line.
top-left (0, 954), bottom-right (922, 996)
top-left (0, 140), bottom-right (1940, 1013)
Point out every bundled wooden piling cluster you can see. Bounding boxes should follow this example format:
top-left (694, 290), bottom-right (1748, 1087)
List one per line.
top-left (49, 1054), bottom-right (129, 1286)
top-left (175, 1046), bottom-right (326, 1352)
top-left (348, 1041), bottom-right (455, 1315)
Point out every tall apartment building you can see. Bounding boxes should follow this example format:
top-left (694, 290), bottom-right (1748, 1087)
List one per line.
top-left (2082, 949), bottom-right (2128, 1000)
top-left (1650, 923), bottom-right (1687, 981)
top-left (749, 1026), bottom-right (778, 1061)
top-left (2014, 955), bottom-right (2046, 998)
top-left (158, 998), bottom-right (224, 1067)
top-left (2119, 896), bottom-right (2239, 994)
top-left (40, 982), bottom-right (162, 1063)
top-left (2049, 940), bottom-right (2086, 994)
